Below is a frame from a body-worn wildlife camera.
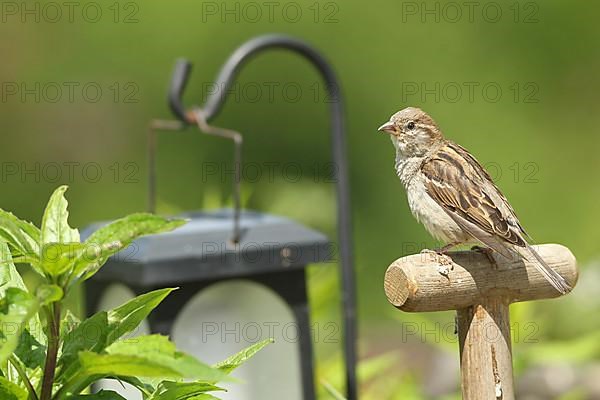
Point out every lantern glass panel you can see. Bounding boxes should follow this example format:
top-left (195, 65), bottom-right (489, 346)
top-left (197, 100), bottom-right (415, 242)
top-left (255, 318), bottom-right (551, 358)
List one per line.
top-left (172, 280), bottom-right (303, 400)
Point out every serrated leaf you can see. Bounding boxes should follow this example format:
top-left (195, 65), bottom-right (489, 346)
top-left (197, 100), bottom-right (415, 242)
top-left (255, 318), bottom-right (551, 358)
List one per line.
top-left (66, 389), bottom-right (127, 399)
top-left (72, 214), bottom-right (186, 282)
top-left (215, 338), bottom-right (273, 374)
top-left (41, 185), bottom-right (79, 245)
top-left (0, 376), bottom-right (27, 400)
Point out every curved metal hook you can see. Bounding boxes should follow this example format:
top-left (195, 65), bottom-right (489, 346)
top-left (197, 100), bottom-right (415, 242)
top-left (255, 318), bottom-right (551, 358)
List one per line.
top-left (168, 59), bottom-right (194, 123)
top-left (168, 34), bottom-right (356, 400)
top-left (169, 34), bottom-right (342, 123)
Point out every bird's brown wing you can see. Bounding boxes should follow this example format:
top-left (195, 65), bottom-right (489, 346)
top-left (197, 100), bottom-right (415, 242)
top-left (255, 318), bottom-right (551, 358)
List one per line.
top-left (421, 142), bottom-right (528, 257)
top-left (421, 142), bottom-right (571, 294)
top-left (451, 143), bottom-right (530, 239)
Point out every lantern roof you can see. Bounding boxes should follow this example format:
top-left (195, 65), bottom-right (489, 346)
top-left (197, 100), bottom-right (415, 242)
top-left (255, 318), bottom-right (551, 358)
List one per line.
top-left (82, 209), bottom-right (333, 286)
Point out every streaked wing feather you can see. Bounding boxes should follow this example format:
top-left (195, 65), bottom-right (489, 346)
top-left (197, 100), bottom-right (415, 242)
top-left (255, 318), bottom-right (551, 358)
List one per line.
top-left (422, 142), bottom-right (527, 249)
top-left (445, 211), bottom-right (514, 259)
top-left (452, 143), bottom-right (530, 238)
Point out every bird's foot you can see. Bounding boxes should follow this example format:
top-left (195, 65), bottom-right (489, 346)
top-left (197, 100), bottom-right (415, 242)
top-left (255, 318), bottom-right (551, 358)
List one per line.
top-left (471, 245), bottom-right (498, 269)
top-left (420, 248), bottom-right (453, 277)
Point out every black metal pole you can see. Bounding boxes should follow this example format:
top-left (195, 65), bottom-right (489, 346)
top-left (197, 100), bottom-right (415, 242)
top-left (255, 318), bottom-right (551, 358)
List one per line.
top-left (168, 34), bottom-right (357, 400)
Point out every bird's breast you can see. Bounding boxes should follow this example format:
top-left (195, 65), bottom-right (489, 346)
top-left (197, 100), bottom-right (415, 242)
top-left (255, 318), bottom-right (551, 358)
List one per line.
top-left (405, 176), bottom-right (470, 244)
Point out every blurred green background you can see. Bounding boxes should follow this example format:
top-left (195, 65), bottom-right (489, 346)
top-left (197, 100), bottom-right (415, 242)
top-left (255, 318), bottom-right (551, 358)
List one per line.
top-left (1, 0), bottom-right (599, 398)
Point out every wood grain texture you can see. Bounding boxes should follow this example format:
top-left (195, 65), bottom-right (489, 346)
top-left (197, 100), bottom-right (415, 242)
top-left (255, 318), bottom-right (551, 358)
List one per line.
top-left (384, 244), bottom-right (577, 312)
top-left (458, 298), bottom-right (514, 400)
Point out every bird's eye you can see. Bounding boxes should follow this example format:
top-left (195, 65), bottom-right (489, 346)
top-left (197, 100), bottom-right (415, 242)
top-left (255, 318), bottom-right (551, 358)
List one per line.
top-left (406, 121), bottom-right (416, 130)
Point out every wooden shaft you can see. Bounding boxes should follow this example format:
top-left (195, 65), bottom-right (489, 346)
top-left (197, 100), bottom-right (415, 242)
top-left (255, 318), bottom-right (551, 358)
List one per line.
top-left (384, 244), bottom-right (577, 312)
top-left (457, 298), bottom-right (514, 400)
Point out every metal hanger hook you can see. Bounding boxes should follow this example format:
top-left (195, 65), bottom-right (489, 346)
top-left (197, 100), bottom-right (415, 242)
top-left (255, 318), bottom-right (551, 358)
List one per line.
top-left (166, 34), bottom-right (357, 400)
top-left (192, 108), bottom-right (243, 245)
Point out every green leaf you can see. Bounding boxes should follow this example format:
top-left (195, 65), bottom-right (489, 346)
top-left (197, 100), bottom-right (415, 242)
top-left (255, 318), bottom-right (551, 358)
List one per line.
top-left (152, 381), bottom-right (224, 400)
top-left (79, 351), bottom-right (181, 378)
top-left (72, 214), bottom-right (186, 281)
top-left (41, 185), bottom-right (80, 245)
top-left (0, 376), bottom-right (28, 400)
top-left (60, 311), bottom-right (109, 370)
top-left (183, 395), bottom-right (220, 400)
top-left (9, 256), bottom-right (43, 277)
top-left (0, 242), bottom-right (46, 345)
top-left (215, 338), bottom-right (273, 374)
top-left (14, 329), bottom-right (46, 370)
top-left (0, 243), bottom-right (27, 293)
top-left (66, 390), bottom-right (127, 399)
top-left (40, 242), bottom-right (86, 276)
top-left (58, 288), bottom-right (175, 382)
top-left (68, 336), bottom-right (228, 388)
top-left (36, 284), bottom-right (63, 305)
top-left (0, 288), bottom-right (39, 364)
top-left (107, 288), bottom-right (175, 342)
top-left (103, 335), bottom-right (226, 381)
top-left (61, 309), bottom-right (81, 338)
top-left (112, 376), bottom-right (155, 397)
top-left (0, 210), bottom-right (40, 259)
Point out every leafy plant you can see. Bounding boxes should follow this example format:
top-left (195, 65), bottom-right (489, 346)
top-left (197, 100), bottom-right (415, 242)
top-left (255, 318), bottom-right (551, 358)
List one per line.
top-left (0, 185), bottom-right (271, 400)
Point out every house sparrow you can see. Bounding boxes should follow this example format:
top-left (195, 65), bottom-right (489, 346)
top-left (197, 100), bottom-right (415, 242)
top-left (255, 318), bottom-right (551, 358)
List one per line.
top-left (378, 107), bottom-right (571, 294)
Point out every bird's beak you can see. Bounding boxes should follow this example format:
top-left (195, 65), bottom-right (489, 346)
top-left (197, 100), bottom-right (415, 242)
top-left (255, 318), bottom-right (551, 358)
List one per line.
top-left (378, 121), bottom-right (396, 134)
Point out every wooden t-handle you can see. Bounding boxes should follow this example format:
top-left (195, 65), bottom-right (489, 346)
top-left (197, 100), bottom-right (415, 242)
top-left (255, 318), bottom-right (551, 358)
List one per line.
top-left (384, 244), bottom-right (577, 312)
top-left (383, 243), bottom-right (578, 400)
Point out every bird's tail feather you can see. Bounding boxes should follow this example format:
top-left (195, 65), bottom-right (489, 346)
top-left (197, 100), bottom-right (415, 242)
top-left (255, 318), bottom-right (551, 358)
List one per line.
top-left (523, 244), bottom-right (571, 295)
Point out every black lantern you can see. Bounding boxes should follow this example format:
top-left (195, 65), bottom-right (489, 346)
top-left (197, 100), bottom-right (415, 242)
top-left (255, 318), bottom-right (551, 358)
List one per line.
top-left (84, 209), bottom-right (332, 399)
top-left (84, 34), bottom-right (357, 400)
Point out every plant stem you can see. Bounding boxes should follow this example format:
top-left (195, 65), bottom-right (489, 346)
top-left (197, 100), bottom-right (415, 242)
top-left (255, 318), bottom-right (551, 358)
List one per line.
top-left (9, 356), bottom-right (39, 400)
top-left (40, 303), bottom-right (61, 400)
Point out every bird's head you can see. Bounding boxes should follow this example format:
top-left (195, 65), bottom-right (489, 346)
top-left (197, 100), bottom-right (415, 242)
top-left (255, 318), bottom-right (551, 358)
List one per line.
top-left (378, 107), bottom-right (443, 157)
